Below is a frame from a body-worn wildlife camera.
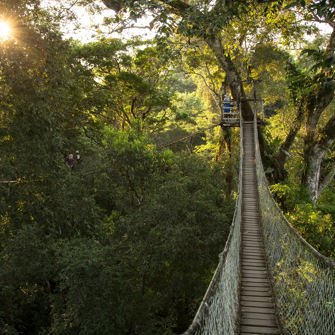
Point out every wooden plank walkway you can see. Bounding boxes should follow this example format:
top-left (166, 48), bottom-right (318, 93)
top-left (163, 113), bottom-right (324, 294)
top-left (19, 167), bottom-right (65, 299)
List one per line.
top-left (239, 122), bottom-right (281, 335)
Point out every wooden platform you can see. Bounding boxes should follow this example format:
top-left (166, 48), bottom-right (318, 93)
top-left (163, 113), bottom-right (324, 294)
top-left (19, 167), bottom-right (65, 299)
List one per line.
top-left (239, 122), bottom-right (281, 335)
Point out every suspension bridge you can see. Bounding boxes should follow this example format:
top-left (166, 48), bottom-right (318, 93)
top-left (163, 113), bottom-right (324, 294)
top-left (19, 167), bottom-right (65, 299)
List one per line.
top-left (181, 109), bottom-right (335, 334)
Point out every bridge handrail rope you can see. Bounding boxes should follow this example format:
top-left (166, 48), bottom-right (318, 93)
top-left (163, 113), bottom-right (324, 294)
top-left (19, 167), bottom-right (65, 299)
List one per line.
top-left (253, 111), bottom-right (335, 335)
top-left (181, 115), bottom-right (244, 335)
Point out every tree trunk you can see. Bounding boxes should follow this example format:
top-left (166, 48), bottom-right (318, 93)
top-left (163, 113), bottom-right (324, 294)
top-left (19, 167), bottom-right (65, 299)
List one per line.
top-left (279, 26), bottom-right (335, 199)
top-left (205, 35), bottom-right (254, 120)
top-left (302, 142), bottom-right (324, 204)
top-left (302, 114), bottom-right (335, 203)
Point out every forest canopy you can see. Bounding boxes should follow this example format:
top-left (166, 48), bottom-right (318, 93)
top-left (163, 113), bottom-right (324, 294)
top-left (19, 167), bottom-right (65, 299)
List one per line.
top-left (0, 0), bottom-right (334, 334)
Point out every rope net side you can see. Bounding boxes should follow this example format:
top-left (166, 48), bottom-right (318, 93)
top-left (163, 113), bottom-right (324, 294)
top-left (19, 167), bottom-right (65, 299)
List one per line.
top-left (181, 120), bottom-right (243, 335)
top-left (253, 114), bottom-right (335, 335)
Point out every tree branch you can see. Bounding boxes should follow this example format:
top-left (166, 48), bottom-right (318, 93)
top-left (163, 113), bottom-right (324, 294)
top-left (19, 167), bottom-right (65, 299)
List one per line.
top-left (184, 69), bottom-right (221, 110)
top-left (104, 0), bottom-right (193, 16)
top-left (276, 100), bottom-right (305, 169)
top-left (310, 7), bottom-right (335, 29)
top-left (159, 0), bottom-right (192, 16)
top-left (326, 26), bottom-right (335, 56)
top-left (0, 180), bottom-right (19, 184)
top-left (209, 0), bottom-right (280, 21)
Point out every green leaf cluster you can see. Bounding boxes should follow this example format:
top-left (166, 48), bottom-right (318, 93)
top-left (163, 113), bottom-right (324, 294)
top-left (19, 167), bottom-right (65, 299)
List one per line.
top-left (0, 6), bottom-right (235, 334)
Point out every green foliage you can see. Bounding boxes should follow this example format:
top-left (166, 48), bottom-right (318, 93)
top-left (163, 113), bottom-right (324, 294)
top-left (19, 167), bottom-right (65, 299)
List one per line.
top-left (0, 225), bottom-right (54, 334)
top-left (108, 150), bottom-right (233, 332)
top-left (72, 39), bottom-right (178, 131)
top-left (2, 0), bottom-right (335, 334)
top-left (287, 203), bottom-right (335, 257)
top-left (170, 92), bottom-right (203, 124)
top-left (301, 48), bottom-right (335, 84)
top-left (317, 185), bottom-right (335, 216)
top-left (52, 239), bottom-right (124, 335)
top-left (285, 60), bottom-right (309, 104)
top-left (270, 183), bottom-right (298, 210)
top-left (0, 69), bottom-right (234, 334)
top-left (270, 180), bottom-right (335, 257)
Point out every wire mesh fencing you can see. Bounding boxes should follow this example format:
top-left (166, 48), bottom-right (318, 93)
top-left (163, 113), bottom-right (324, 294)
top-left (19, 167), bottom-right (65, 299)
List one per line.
top-left (253, 115), bottom-right (335, 335)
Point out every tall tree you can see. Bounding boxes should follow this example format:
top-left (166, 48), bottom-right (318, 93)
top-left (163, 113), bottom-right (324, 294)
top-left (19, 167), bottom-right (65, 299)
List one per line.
top-left (101, 0), bottom-right (292, 120)
top-left (273, 0), bottom-right (335, 202)
top-left (101, 0), bottom-right (329, 197)
top-left (72, 38), bottom-right (178, 132)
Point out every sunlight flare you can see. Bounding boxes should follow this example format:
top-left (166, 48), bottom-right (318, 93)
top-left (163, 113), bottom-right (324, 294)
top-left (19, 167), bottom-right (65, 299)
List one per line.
top-left (0, 20), bottom-right (11, 40)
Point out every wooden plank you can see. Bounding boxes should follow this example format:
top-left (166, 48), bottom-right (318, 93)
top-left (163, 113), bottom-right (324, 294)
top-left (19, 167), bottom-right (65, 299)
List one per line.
top-left (241, 318), bottom-right (277, 327)
top-left (242, 262), bottom-right (266, 268)
top-left (242, 245), bottom-right (263, 250)
top-left (243, 234), bottom-right (261, 238)
top-left (242, 288), bottom-right (271, 294)
top-left (239, 122), bottom-right (280, 335)
top-left (242, 258), bottom-right (265, 262)
top-left (243, 245), bottom-right (263, 251)
top-left (240, 325), bottom-right (280, 334)
top-left (242, 270), bottom-right (269, 279)
top-left (242, 279), bottom-right (270, 285)
top-left (242, 259), bottom-right (266, 264)
top-left (241, 295), bottom-right (273, 303)
top-left (242, 274), bottom-right (268, 280)
top-left (241, 284), bottom-right (270, 289)
top-left (241, 289), bottom-right (272, 296)
top-left (242, 258), bottom-right (265, 263)
top-left (242, 261), bottom-right (266, 266)
top-left (242, 227), bottom-right (261, 231)
top-left (242, 234), bottom-right (261, 238)
top-left (242, 269), bottom-right (267, 275)
top-left (242, 254), bottom-right (265, 258)
top-left (242, 265), bottom-right (267, 271)
top-left (243, 249), bottom-right (264, 253)
top-left (242, 284), bottom-right (271, 290)
top-left (242, 264), bottom-right (266, 269)
top-left (242, 312), bottom-right (276, 321)
top-left (244, 242), bottom-right (263, 246)
top-left (243, 246), bottom-right (264, 250)
top-left (242, 261), bottom-right (266, 267)
top-left (242, 286), bottom-right (271, 292)
top-left (241, 301), bottom-right (274, 308)
top-left (242, 252), bottom-right (265, 257)
top-left (241, 306), bottom-right (276, 315)
top-left (242, 247), bottom-right (264, 252)
top-left (242, 266), bottom-right (266, 271)
top-left (242, 273), bottom-right (267, 278)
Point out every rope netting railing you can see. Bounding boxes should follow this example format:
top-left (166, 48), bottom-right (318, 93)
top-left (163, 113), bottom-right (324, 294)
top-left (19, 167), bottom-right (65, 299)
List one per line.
top-left (181, 119), bottom-right (243, 335)
top-left (253, 113), bottom-right (335, 335)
